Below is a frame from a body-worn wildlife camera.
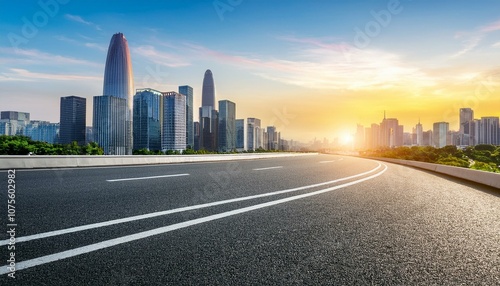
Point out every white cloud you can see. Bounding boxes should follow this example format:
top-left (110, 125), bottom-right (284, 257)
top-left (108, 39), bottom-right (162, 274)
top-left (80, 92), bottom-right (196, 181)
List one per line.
top-left (0, 68), bottom-right (101, 82)
top-left (84, 43), bottom-right (106, 51)
top-left (480, 20), bottom-right (500, 32)
top-left (54, 35), bottom-right (106, 51)
top-left (451, 35), bottom-right (483, 58)
top-left (185, 39), bottom-right (435, 90)
top-left (0, 47), bottom-right (100, 67)
top-left (452, 18), bottom-right (500, 57)
top-left (132, 45), bottom-right (190, 68)
top-left (64, 14), bottom-right (101, 31)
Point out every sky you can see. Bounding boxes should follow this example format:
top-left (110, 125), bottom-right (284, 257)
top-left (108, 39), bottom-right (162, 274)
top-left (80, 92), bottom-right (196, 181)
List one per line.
top-left (1, 0), bottom-right (500, 143)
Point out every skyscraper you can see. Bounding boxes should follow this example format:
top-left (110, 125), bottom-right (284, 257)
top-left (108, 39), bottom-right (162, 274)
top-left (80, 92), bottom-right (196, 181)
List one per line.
top-left (236, 119), bottom-right (245, 151)
top-left (355, 124), bottom-right (365, 149)
top-left (459, 108), bottom-right (474, 146)
top-left (103, 32), bottom-right (134, 155)
top-left (423, 130), bottom-right (433, 146)
top-left (380, 115), bottom-right (401, 148)
top-left (179, 85), bottom-right (194, 148)
top-left (201, 69), bottom-right (215, 108)
top-left (198, 69), bottom-right (218, 151)
top-left (133, 88), bottom-right (162, 151)
top-left (267, 126), bottom-right (278, 150)
top-left (59, 96), bottom-right (86, 145)
top-left (247, 118), bottom-right (261, 151)
top-left (86, 126), bottom-right (93, 144)
top-left (218, 100), bottom-right (236, 152)
top-left (162, 92), bottom-right (186, 152)
top-left (433, 122), bottom-right (449, 148)
top-left (369, 123), bottom-right (380, 149)
top-left (93, 95), bottom-right (127, 155)
top-left (479, 117), bottom-right (500, 145)
top-left (193, 121), bottom-right (200, 150)
top-left (415, 120), bottom-right (423, 146)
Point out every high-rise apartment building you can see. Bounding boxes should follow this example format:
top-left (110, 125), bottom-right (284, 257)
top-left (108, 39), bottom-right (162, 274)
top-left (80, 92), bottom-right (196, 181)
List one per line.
top-left (133, 88), bottom-right (162, 151)
top-left (93, 95), bottom-right (127, 155)
top-left (162, 92), bottom-right (186, 152)
top-left (59, 96), bottom-right (86, 145)
top-left (102, 33), bottom-right (134, 154)
top-left (24, 121), bottom-right (59, 144)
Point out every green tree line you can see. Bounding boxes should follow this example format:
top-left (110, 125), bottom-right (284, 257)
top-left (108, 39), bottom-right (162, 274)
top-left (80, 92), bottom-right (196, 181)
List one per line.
top-left (0, 135), bottom-right (104, 155)
top-left (361, 145), bottom-right (500, 173)
top-left (1, 135), bottom-right (289, 156)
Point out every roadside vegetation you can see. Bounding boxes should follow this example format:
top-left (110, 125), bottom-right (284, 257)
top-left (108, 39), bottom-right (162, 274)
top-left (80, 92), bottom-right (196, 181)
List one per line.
top-left (360, 145), bottom-right (500, 173)
top-left (0, 135), bottom-right (104, 155)
top-left (0, 135), bottom-right (285, 156)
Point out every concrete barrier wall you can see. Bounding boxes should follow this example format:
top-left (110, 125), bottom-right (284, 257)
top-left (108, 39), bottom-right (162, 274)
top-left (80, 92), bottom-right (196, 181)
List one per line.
top-left (0, 153), bottom-right (317, 170)
top-left (372, 157), bottom-right (500, 189)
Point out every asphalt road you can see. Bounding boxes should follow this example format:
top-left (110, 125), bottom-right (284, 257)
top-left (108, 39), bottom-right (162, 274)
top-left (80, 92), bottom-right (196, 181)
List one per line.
top-left (0, 154), bottom-right (499, 285)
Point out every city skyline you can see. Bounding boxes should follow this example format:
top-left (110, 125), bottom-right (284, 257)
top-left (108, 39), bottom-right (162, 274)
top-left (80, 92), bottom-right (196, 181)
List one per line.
top-left (1, 1), bottom-right (500, 141)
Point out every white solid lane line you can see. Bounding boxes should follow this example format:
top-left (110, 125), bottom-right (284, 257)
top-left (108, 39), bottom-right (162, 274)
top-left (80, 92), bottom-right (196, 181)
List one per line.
top-left (0, 162), bottom-right (383, 247)
top-left (319, 161), bottom-right (336, 163)
top-left (319, 158), bottom-right (344, 163)
top-left (0, 164), bottom-right (387, 275)
top-left (106, 173), bottom-right (189, 182)
top-left (252, 166), bottom-right (283, 171)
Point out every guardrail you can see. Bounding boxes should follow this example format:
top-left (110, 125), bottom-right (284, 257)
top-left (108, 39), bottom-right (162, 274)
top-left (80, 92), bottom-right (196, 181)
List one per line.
top-left (371, 157), bottom-right (500, 189)
top-left (0, 153), bottom-right (317, 170)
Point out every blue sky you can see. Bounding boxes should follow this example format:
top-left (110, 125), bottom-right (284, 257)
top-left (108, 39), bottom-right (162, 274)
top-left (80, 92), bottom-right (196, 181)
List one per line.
top-left (1, 0), bottom-right (500, 142)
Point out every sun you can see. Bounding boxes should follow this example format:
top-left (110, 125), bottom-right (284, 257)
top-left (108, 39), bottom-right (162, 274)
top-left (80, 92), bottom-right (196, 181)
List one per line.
top-left (341, 134), bottom-right (354, 145)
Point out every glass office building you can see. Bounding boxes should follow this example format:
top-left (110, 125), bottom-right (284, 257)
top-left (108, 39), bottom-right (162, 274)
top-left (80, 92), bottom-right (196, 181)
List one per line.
top-left (179, 85), bottom-right (194, 148)
top-left (133, 89), bottom-right (162, 151)
top-left (59, 96), bottom-right (86, 145)
top-left (218, 100), bottom-right (236, 152)
top-left (93, 95), bottom-right (127, 155)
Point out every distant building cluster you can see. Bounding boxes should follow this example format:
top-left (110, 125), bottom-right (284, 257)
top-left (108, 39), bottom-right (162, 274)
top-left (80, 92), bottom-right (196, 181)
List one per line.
top-left (355, 108), bottom-right (500, 150)
top-left (0, 111), bottom-right (60, 144)
top-left (0, 32), bottom-right (293, 154)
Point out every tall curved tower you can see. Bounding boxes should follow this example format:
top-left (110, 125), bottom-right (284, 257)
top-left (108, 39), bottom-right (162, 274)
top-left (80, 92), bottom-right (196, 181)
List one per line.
top-left (201, 69), bottom-right (215, 108)
top-left (198, 69), bottom-right (218, 151)
top-left (103, 32), bottom-right (134, 154)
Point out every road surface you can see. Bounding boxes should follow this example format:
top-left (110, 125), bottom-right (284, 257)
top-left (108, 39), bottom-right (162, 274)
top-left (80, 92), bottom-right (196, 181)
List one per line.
top-left (1, 154), bottom-right (499, 285)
